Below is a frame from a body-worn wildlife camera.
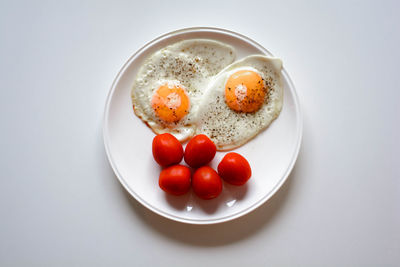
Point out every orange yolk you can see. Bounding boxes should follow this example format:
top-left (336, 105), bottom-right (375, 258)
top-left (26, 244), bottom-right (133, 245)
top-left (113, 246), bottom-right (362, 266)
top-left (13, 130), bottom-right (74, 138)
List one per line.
top-left (151, 83), bottom-right (190, 123)
top-left (225, 70), bottom-right (266, 113)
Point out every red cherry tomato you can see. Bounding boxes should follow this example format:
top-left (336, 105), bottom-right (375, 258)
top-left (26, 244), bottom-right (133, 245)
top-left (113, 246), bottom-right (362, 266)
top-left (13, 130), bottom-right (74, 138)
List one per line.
top-left (218, 152), bottom-right (252, 185)
top-left (152, 133), bottom-right (183, 167)
top-left (192, 166), bottom-right (222, 200)
top-left (184, 134), bottom-right (216, 168)
top-left (159, 165), bottom-right (191, 196)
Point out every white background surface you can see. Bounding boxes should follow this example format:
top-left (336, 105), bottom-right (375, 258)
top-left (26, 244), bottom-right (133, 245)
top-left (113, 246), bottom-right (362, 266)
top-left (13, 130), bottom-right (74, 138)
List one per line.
top-left (0, 0), bottom-right (399, 266)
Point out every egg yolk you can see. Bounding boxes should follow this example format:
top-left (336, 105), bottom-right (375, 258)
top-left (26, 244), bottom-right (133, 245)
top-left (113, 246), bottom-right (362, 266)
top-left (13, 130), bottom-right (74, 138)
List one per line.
top-left (151, 83), bottom-right (190, 123)
top-left (225, 70), bottom-right (266, 113)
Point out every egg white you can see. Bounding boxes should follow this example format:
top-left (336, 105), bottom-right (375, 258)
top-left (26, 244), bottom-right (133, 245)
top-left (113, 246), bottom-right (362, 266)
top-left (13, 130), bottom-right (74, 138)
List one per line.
top-left (131, 39), bottom-right (236, 141)
top-left (195, 55), bottom-right (283, 150)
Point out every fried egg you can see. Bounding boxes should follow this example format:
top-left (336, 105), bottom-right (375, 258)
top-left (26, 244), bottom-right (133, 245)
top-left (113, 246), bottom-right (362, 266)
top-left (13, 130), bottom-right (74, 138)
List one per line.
top-left (195, 55), bottom-right (283, 150)
top-left (131, 39), bottom-right (235, 141)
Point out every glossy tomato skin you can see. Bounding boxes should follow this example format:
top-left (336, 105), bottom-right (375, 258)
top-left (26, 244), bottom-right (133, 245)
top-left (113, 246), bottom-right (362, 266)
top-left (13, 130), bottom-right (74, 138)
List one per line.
top-left (218, 152), bottom-right (252, 186)
top-left (192, 166), bottom-right (222, 200)
top-left (184, 134), bottom-right (216, 168)
top-left (159, 165), bottom-right (191, 196)
top-left (152, 133), bottom-right (183, 167)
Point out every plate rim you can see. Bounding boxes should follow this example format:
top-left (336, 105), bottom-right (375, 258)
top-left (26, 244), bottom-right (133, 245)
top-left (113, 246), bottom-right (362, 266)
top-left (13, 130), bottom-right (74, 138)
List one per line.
top-left (103, 27), bottom-right (303, 225)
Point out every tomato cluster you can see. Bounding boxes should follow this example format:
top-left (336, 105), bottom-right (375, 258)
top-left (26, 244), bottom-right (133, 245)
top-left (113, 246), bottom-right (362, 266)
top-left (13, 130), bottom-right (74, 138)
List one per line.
top-left (152, 133), bottom-right (251, 200)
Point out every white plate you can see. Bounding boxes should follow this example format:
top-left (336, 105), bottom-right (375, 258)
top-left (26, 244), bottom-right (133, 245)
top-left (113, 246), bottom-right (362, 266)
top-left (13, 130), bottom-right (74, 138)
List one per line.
top-left (103, 27), bottom-right (302, 224)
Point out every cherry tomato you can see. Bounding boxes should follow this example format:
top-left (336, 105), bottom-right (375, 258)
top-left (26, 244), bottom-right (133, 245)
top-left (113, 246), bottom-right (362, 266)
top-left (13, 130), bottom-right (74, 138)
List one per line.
top-left (159, 165), bottom-right (191, 196)
top-left (192, 166), bottom-right (222, 200)
top-left (184, 134), bottom-right (216, 168)
top-left (217, 152), bottom-right (252, 185)
top-left (152, 133), bottom-right (183, 167)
